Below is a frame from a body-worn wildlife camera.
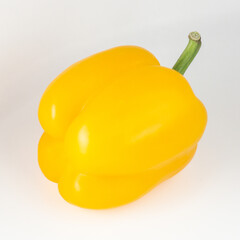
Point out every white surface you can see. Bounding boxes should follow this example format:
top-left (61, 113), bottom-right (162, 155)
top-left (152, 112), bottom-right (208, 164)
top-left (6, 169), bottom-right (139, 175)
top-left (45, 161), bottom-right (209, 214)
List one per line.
top-left (0, 0), bottom-right (240, 239)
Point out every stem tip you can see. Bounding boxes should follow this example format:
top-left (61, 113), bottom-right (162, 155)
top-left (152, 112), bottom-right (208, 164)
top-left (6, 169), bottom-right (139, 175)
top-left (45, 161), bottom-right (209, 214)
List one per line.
top-left (188, 31), bottom-right (201, 42)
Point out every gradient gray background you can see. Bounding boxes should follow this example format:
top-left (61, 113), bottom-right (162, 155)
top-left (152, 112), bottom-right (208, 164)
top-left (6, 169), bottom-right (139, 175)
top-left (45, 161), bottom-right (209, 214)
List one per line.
top-left (0, 0), bottom-right (239, 239)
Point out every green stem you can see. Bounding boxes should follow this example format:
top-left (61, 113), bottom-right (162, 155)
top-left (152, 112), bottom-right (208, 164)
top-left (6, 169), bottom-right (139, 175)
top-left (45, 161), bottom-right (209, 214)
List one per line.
top-left (172, 31), bottom-right (202, 75)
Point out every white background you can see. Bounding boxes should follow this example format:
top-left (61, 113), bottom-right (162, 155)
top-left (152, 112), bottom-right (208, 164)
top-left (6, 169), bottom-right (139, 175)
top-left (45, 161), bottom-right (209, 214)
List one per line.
top-left (0, 0), bottom-right (240, 239)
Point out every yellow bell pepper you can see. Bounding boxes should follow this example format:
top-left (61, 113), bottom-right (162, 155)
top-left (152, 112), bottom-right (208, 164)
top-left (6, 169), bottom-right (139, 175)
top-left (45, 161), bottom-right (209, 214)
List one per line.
top-left (38, 32), bottom-right (207, 209)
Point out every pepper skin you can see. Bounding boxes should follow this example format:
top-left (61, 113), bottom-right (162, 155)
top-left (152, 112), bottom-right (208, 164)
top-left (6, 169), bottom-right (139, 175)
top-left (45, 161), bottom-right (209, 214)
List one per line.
top-left (38, 36), bottom-right (207, 209)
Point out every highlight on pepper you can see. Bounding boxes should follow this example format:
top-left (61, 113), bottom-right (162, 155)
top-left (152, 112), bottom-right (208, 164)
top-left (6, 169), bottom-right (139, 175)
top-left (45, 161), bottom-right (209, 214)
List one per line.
top-left (38, 31), bottom-right (207, 209)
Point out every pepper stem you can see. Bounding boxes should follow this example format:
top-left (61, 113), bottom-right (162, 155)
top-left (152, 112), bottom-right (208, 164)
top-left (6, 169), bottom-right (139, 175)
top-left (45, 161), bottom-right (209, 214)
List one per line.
top-left (172, 32), bottom-right (201, 75)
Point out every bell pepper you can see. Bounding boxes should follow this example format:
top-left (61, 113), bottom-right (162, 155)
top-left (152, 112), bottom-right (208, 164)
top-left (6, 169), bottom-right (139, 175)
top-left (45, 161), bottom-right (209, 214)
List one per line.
top-left (38, 32), bottom-right (207, 209)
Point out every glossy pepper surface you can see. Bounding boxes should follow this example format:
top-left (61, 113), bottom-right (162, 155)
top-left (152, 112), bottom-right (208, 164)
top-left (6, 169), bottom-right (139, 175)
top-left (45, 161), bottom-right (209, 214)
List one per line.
top-left (38, 32), bottom-right (207, 209)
